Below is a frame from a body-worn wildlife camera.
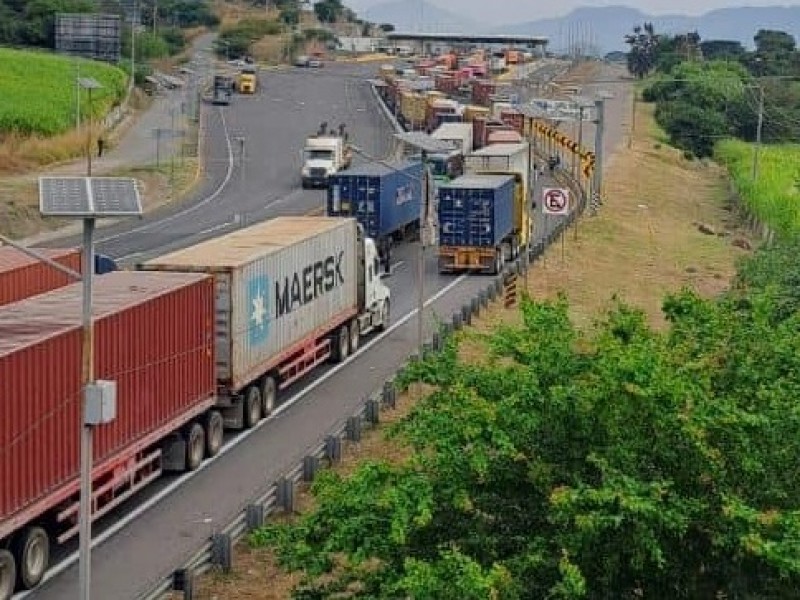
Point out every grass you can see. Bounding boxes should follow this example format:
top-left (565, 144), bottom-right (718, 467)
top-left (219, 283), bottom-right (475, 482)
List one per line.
top-left (0, 48), bottom-right (128, 136)
top-left (184, 79), bottom-right (750, 600)
top-left (714, 139), bottom-right (800, 237)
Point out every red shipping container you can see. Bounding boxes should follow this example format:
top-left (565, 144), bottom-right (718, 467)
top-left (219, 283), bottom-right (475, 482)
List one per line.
top-left (500, 109), bottom-right (525, 134)
top-left (471, 80), bottom-right (496, 106)
top-left (487, 129), bottom-right (524, 145)
top-left (0, 271), bottom-right (216, 539)
top-left (0, 246), bottom-right (81, 307)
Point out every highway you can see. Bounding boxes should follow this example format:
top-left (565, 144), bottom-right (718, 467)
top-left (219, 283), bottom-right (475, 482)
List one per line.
top-left (24, 54), bottom-right (602, 599)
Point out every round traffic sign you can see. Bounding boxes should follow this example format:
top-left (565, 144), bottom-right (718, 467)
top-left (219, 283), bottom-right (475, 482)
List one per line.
top-left (543, 188), bottom-right (569, 214)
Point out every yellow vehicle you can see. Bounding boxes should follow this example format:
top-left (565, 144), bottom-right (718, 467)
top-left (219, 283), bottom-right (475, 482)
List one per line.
top-left (236, 66), bottom-right (257, 94)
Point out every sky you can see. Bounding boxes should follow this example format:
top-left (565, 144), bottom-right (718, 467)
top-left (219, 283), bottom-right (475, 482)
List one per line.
top-left (345, 0), bottom-right (800, 25)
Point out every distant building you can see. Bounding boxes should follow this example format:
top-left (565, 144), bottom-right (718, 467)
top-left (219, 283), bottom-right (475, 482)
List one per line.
top-left (337, 36), bottom-right (384, 53)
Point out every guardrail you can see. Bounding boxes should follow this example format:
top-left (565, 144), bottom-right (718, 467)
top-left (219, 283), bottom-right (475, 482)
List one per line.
top-left (139, 72), bottom-right (590, 600)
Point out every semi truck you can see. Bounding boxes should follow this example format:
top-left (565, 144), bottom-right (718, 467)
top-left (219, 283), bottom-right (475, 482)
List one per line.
top-left (0, 217), bottom-right (390, 599)
top-left (300, 124), bottom-right (353, 188)
top-left (212, 74), bottom-right (233, 105)
top-left (327, 161), bottom-right (423, 271)
top-left (236, 65), bottom-right (258, 94)
top-left (431, 122), bottom-right (474, 154)
top-left (0, 246), bottom-right (117, 308)
top-left (0, 271), bottom-right (218, 599)
top-left (140, 216), bottom-right (390, 428)
top-left (436, 174), bottom-right (519, 274)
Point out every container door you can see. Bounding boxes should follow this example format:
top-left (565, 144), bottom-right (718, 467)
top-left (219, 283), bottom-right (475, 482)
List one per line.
top-left (465, 189), bottom-right (495, 246)
top-left (214, 273), bottom-right (234, 383)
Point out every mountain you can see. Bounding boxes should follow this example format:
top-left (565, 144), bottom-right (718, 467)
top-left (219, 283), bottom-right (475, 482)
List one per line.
top-left (352, 0), bottom-right (478, 34)
top-left (495, 5), bottom-right (800, 54)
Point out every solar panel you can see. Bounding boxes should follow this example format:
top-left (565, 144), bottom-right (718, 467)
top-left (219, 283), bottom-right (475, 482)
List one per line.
top-left (39, 177), bottom-right (142, 218)
top-left (394, 132), bottom-right (456, 154)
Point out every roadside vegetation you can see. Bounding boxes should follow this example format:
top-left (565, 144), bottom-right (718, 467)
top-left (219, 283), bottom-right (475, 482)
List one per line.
top-left (627, 25), bottom-right (800, 236)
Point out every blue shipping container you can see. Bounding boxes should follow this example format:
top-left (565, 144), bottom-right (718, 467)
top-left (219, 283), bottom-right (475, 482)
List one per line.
top-left (437, 174), bottom-right (516, 248)
top-left (327, 161), bottom-right (423, 241)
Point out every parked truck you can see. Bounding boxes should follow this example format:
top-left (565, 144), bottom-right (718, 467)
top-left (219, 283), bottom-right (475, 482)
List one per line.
top-left (431, 122), bottom-right (474, 154)
top-left (236, 65), bottom-right (258, 94)
top-left (0, 271), bottom-right (218, 599)
top-left (212, 74), bottom-right (233, 105)
top-left (300, 124), bottom-right (353, 188)
top-left (437, 174), bottom-right (519, 274)
top-left (0, 246), bottom-right (117, 308)
top-left (141, 216), bottom-right (390, 429)
top-left (0, 217), bottom-right (390, 599)
top-left (464, 141), bottom-right (533, 225)
top-left (327, 161), bottom-right (423, 271)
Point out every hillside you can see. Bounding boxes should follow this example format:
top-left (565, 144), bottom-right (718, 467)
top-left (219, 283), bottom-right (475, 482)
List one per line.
top-left (497, 5), bottom-right (800, 54)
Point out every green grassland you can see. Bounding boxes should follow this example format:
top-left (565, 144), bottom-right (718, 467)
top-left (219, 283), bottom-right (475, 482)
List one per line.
top-left (0, 47), bottom-right (128, 136)
top-left (715, 139), bottom-right (800, 237)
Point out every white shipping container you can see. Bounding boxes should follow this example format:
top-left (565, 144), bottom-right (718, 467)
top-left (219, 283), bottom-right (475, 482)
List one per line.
top-left (465, 142), bottom-right (531, 201)
top-left (142, 217), bottom-right (359, 391)
top-left (432, 122), bottom-right (474, 154)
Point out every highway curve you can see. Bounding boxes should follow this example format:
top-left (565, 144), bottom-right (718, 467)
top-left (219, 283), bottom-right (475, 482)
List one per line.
top-left (23, 59), bottom-right (621, 599)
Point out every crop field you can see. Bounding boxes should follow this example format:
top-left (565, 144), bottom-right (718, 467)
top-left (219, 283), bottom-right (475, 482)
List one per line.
top-left (0, 48), bottom-right (128, 136)
top-left (715, 139), bottom-right (800, 237)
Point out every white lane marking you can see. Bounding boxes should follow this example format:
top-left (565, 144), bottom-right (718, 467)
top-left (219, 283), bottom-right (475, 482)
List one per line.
top-left (116, 220), bottom-right (238, 262)
top-left (18, 273), bottom-right (468, 596)
top-left (98, 108), bottom-right (236, 245)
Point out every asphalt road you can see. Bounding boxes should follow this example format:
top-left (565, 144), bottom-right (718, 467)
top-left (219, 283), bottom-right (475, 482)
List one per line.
top-left (22, 57), bottom-right (595, 599)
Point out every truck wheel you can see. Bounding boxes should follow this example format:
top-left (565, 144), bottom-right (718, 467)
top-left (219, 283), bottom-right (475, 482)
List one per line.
top-left (204, 411), bottom-right (224, 458)
top-left (186, 423), bottom-right (206, 471)
top-left (330, 324), bottom-right (350, 363)
top-left (376, 300), bottom-right (390, 332)
top-left (261, 375), bottom-right (277, 416)
top-left (243, 385), bottom-right (262, 428)
top-left (13, 526), bottom-right (49, 590)
top-left (349, 320), bottom-right (360, 354)
top-left (0, 550), bottom-right (15, 600)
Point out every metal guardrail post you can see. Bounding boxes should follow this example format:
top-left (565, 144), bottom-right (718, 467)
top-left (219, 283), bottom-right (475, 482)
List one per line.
top-left (382, 381), bottom-right (396, 409)
top-left (245, 503), bottom-right (265, 531)
top-left (303, 455), bottom-right (320, 482)
top-left (365, 398), bottom-right (381, 425)
top-left (432, 330), bottom-right (442, 351)
top-left (210, 533), bottom-right (232, 572)
top-left (461, 304), bottom-right (471, 325)
top-left (452, 312), bottom-right (463, 330)
top-left (277, 477), bottom-right (295, 513)
top-left (172, 568), bottom-right (195, 599)
top-left (325, 434), bottom-right (342, 463)
top-left (346, 416), bottom-right (362, 442)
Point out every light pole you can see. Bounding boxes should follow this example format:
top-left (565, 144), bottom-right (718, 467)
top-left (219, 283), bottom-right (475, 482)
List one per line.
top-left (78, 78), bottom-right (103, 177)
top-left (39, 175), bottom-right (143, 600)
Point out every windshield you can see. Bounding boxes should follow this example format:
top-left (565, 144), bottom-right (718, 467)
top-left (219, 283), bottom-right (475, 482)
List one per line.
top-left (305, 149), bottom-right (333, 161)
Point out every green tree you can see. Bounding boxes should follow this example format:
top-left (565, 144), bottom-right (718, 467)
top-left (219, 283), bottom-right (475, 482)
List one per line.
top-left (313, 0), bottom-right (342, 24)
top-left (700, 39), bottom-right (745, 61)
top-left (250, 238), bottom-right (800, 598)
top-left (625, 23), bottom-right (659, 78)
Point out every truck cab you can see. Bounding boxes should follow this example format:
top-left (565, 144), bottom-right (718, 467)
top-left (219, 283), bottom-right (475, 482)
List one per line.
top-left (301, 125), bottom-right (353, 188)
top-left (236, 65), bottom-right (257, 94)
top-left (212, 74), bottom-right (233, 105)
top-left (359, 232), bottom-right (392, 329)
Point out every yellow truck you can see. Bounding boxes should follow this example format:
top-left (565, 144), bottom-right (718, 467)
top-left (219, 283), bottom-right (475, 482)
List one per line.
top-left (236, 65), bottom-right (257, 94)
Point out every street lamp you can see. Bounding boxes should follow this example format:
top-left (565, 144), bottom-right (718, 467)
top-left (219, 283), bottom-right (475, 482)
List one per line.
top-left (77, 77), bottom-right (103, 177)
top-left (39, 176), bottom-right (143, 600)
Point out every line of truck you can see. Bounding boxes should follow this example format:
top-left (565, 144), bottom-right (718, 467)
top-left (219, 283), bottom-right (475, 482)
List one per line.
top-left (0, 216), bottom-right (390, 600)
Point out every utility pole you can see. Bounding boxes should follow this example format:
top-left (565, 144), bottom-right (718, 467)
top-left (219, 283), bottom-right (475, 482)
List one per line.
top-left (417, 150), bottom-right (429, 373)
top-left (752, 84), bottom-right (764, 182)
top-left (130, 1), bottom-right (137, 92)
top-left (592, 98), bottom-right (605, 206)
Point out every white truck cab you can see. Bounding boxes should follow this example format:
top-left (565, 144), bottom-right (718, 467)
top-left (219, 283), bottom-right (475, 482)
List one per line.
top-left (301, 126), bottom-right (353, 188)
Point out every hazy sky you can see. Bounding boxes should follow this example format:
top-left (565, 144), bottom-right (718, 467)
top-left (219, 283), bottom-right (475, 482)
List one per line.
top-left (346, 0), bottom-right (800, 25)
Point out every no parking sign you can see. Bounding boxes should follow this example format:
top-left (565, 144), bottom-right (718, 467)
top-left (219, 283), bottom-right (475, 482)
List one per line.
top-left (542, 187), bottom-right (570, 216)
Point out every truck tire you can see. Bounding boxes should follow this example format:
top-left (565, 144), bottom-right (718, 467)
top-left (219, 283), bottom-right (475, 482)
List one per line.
top-left (186, 423), bottom-right (206, 471)
top-left (376, 300), bottom-right (390, 332)
top-left (330, 324), bottom-right (350, 363)
top-left (13, 526), bottom-right (49, 590)
top-left (349, 320), bottom-right (360, 354)
top-left (261, 375), bottom-right (277, 416)
top-left (243, 386), bottom-right (262, 428)
top-left (204, 411), bottom-right (224, 458)
top-left (0, 550), bottom-right (15, 600)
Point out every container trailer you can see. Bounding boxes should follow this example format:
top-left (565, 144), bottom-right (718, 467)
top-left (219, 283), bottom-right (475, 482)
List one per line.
top-left (141, 216), bottom-right (390, 429)
top-left (0, 246), bottom-right (118, 308)
top-left (437, 174), bottom-right (519, 274)
top-left (432, 122), bottom-right (474, 154)
top-left (0, 271), bottom-right (217, 598)
top-left (327, 161), bottom-right (423, 269)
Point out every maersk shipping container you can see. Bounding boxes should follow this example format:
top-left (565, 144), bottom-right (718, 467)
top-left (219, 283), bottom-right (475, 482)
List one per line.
top-left (0, 271), bottom-right (216, 538)
top-left (437, 175), bottom-right (516, 248)
top-left (328, 161), bottom-right (423, 242)
top-left (141, 217), bottom-right (359, 393)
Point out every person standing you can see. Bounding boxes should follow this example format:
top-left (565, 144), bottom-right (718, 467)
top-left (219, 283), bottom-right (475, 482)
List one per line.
top-left (97, 136), bottom-right (105, 158)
